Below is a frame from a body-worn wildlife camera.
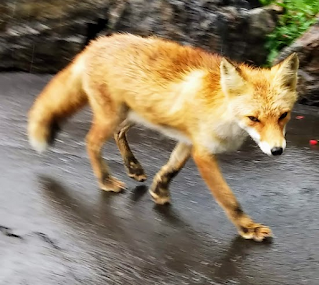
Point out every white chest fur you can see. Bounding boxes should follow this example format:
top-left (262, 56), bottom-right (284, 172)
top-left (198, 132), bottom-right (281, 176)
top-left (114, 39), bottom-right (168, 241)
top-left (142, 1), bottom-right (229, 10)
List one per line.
top-left (199, 120), bottom-right (248, 154)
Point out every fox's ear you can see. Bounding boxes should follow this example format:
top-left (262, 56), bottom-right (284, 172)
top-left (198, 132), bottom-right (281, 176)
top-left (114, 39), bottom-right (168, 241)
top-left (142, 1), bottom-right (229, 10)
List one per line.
top-left (272, 53), bottom-right (299, 91)
top-left (220, 58), bottom-right (247, 96)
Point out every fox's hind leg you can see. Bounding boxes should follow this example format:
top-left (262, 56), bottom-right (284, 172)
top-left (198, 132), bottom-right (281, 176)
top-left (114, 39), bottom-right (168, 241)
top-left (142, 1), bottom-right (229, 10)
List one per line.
top-left (150, 142), bottom-right (191, 205)
top-left (85, 88), bottom-right (126, 192)
top-left (86, 118), bottom-right (126, 192)
top-left (114, 120), bottom-right (147, 182)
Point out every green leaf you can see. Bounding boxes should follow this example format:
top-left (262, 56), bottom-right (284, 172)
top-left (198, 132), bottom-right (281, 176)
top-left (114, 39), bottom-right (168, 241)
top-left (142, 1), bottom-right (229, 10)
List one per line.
top-left (260, 0), bottom-right (319, 65)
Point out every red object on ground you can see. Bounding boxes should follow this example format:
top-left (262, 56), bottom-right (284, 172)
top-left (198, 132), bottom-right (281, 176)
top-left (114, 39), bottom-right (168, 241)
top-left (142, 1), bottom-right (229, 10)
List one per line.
top-left (309, 140), bottom-right (318, 145)
top-left (296, 116), bottom-right (304, 120)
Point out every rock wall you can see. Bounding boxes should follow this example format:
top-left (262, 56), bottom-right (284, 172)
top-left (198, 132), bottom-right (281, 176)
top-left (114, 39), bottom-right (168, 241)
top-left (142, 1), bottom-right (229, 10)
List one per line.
top-left (275, 20), bottom-right (319, 107)
top-left (0, 0), bottom-right (279, 73)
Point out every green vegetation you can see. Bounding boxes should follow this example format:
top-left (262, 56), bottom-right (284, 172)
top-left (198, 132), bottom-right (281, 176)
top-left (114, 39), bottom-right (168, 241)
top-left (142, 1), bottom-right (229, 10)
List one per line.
top-left (260, 0), bottom-right (319, 65)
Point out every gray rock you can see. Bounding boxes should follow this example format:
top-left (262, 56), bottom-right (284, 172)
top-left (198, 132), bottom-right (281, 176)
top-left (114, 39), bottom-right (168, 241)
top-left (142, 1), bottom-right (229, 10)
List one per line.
top-left (0, 0), bottom-right (279, 73)
top-left (275, 20), bottom-right (319, 106)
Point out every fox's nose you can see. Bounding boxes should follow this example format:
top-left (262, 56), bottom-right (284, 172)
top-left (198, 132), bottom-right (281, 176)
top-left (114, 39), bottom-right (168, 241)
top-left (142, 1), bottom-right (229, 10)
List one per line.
top-left (271, 147), bottom-right (283, 156)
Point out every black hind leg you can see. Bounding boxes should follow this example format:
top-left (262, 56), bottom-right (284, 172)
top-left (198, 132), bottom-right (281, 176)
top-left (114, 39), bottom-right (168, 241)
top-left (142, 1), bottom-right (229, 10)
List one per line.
top-left (114, 121), bottom-right (147, 182)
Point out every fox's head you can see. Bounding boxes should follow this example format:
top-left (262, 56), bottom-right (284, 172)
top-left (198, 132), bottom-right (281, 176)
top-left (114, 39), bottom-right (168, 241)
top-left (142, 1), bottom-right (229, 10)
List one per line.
top-left (220, 53), bottom-right (299, 156)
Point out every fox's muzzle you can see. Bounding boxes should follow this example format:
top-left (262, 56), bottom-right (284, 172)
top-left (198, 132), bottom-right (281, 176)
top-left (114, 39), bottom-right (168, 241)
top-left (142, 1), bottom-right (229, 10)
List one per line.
top-left (258, 137), bottom-right (286, 156)
top-left (270, 147), bottom-right (283, 156)
top-left (240, 124), bottom-right (286, 157)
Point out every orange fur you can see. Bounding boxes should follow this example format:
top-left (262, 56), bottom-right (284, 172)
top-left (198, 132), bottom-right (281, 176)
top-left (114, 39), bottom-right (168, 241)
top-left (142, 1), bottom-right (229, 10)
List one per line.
top-left (28, 33), bottom-right (299, 241)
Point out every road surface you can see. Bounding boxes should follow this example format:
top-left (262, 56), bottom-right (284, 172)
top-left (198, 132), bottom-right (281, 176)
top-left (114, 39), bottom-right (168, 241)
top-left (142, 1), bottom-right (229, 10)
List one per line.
top-left (0, 73), bottom-right (319, 285)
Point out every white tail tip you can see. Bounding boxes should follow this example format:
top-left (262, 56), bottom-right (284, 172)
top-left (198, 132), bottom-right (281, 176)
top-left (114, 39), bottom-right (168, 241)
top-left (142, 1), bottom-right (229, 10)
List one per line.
top-left (29, 136), bottom-right (48, 154)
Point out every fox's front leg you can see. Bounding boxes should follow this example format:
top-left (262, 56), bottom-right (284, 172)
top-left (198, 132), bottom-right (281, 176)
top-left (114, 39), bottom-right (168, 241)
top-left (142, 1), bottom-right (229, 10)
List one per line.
top-left (192, 147), bottom-right (272, 242)
top-left (150, 142), bottom-right (191, 204)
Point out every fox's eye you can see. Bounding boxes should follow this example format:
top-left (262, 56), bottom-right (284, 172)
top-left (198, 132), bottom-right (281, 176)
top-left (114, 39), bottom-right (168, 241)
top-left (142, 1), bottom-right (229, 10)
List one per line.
top-left (279, 112), bottom-right (288, 120)
top-left (248, 116), bottom-right (260, 122)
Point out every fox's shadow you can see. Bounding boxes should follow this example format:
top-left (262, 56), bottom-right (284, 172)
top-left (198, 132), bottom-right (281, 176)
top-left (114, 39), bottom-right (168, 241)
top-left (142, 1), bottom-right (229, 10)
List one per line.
top-left (38, 175), bottom-right (272, 282)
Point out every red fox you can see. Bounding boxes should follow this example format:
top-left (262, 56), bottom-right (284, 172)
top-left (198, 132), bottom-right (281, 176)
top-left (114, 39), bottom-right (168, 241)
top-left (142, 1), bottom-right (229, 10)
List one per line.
top-left (28, 33), bottom-right (299, 241)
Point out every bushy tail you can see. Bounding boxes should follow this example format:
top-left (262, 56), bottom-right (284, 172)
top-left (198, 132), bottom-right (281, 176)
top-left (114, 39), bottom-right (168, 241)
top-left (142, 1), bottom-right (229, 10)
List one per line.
top-left (28, 55), bottom-right (88, 153)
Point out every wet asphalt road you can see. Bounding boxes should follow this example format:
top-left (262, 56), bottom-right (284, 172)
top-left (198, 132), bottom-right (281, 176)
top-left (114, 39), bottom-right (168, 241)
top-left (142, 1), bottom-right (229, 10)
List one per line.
top-left (0, 73), bottom-right (319, 285)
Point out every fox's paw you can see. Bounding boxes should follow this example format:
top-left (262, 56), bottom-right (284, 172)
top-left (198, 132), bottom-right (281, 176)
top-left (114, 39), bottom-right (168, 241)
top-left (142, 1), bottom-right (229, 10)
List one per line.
top-left (238, 223), bottom-right (272, 242)
top-left (99, 177), bottom-right (126, 193)
top-left (127, 161), bottom-right (147, 182)
top-left (149, 189), bottom-right (170, 205)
